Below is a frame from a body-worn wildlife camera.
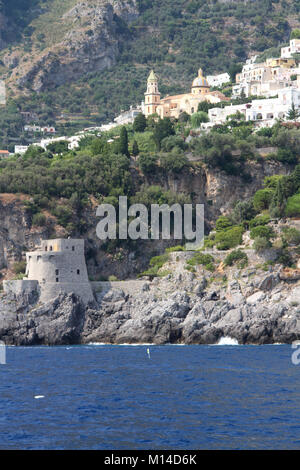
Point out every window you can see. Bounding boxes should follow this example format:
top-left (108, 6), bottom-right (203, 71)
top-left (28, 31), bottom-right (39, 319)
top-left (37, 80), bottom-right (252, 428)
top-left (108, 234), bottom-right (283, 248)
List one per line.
top-left (55, 269), bottom-right (59, 275)
top-left (77, 269), bottom-right (80, 275)
top-left (50, 246), bottom-right (53, 251)
top-left (72, 246), bottom-right (75, 251)
top-left (45, 247), bottom-right (47, 252)
top-left (56, 278), bottom-right (59, 283)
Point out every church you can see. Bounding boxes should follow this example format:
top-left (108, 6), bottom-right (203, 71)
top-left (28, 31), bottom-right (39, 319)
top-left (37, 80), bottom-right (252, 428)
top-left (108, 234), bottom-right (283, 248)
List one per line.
top-left (144, 69), bottom-right (229, 119)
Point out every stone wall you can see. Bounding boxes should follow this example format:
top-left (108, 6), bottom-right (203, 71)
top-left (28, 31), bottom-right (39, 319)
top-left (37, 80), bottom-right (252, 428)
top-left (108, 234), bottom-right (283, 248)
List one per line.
top-left (3, 280), bottom-right (39, 296)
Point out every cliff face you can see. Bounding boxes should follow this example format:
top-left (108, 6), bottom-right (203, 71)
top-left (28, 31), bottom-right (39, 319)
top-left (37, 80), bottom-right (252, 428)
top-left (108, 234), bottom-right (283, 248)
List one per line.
top-left (6, 0), bottom-right (139, 92)
top-left (0, 160), bottom-right (291, 280)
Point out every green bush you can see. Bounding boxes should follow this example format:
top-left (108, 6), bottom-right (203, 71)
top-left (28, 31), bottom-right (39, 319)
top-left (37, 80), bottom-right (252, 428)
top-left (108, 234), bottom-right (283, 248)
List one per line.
top-left (186, 252), bottom-right (214, 271)
top-left (281, 227), bottom-right (300, 245)
top-left (253, 236), bottom-right (271, 252)
top-left (13, 260), bottom-right (26, 275)
top-left (215, 226), bottom-right (244, 250)
top-left (224, 249), bottom-right (248, 267)
top-left (249, 215), bottom-right (270, 228)
top-left (32, 213), bottom-right (47, 227)
top-left (165, 245), bottom-right (185, 253)
top-left (215, 216), bottom-right (233, 231)
top-left (149, 254), bottom-right (169, 269)
top-left (250, 225), bottom-right (274, 240)
top-left (285, 193), bottom-right (300, 217)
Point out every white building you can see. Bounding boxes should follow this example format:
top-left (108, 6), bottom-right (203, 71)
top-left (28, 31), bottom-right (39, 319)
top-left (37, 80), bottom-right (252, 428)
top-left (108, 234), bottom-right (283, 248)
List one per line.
top-left (209, 87), bottom-right (300, 127)
top-left (114, 106), bottom-right (142, 125)
top-left (281, 39), bottom-right (300, 59)
top-left (207, 73), bottom-right (231, 88)
top-left (14, 145), bottom-right (29, 155)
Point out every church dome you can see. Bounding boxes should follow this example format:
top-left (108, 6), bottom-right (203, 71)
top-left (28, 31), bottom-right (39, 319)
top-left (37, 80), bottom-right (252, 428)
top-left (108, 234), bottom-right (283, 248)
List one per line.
top-left (192, 68), bottom-right (209, 88)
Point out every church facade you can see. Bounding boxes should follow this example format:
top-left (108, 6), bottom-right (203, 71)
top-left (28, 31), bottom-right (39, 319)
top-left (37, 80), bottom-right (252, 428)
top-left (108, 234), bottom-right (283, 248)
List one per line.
top-left (144, 69), bottom-right (228, 119)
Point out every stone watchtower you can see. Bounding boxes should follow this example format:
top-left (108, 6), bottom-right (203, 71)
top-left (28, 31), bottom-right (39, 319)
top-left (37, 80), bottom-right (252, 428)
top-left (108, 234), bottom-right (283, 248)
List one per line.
top-left (4, 239), bottom-right (94, 305)
top-left (25, 239), bottom-right (94, 304)
top-left (144, 70), bottom-right (161, 117)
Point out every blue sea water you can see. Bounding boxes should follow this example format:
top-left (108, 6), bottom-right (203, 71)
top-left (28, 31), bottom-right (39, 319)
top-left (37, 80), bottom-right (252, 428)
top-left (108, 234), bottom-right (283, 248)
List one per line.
top-left (0, 344), bottom-right (299, 450)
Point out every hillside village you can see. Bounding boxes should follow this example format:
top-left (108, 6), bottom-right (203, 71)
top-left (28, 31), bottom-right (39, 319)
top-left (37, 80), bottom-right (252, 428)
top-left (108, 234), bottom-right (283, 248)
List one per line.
top-left (4, 36), bottom-right (300, 157)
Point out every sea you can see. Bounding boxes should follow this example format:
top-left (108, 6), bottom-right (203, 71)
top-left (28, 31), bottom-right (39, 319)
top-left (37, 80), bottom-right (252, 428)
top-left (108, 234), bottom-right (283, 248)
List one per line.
top-left (0, 341), bottom-right (299, 450)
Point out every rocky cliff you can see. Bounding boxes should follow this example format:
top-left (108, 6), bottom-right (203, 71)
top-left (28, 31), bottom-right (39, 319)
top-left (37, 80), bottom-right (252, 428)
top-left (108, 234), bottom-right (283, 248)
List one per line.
top-left (0, 159), bottom-right (291, 281)
top-left (5, 0), bottom-right (139, 93)
top-left (1, 257), bottom-right (299, 346)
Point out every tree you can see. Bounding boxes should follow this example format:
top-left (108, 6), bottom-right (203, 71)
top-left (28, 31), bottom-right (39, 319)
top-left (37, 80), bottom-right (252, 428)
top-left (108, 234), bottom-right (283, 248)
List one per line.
top-left (153, 118), bottom-right (175, 150)
top-left (191, 111), bottom-right (209, 128)
top-left (291, 29), bottom-right (300, 40)
top-left (133, 113), bottom-right (147, 132)
top-left (132, 140), bottom-right (139, 157)
top-left (228, 63), bottom-right (242, 82)
top-left (287, 102), bottom-right (300, 122)
top-left (117, 126), bottom-right (129, 157)
top-left (197, 101), bottom-right (211, 114)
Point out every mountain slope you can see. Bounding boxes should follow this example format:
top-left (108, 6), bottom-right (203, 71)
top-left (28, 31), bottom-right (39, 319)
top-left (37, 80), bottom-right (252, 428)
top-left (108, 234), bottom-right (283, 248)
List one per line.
top-left (1, 0), bottom-right (300, 149)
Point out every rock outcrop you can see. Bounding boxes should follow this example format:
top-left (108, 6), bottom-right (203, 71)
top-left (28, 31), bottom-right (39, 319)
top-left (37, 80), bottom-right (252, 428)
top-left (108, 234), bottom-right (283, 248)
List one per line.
top-left (7, 0), bottom-right (139, 92)
top-left (1, 260), bottom-right (300, 345)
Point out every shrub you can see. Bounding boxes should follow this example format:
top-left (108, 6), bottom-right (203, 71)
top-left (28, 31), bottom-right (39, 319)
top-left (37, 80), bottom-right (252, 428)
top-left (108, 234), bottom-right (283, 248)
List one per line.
top-left (149, 254), bottom-right (169, 269)
top-left (224, 249), bottom-right (248, 267)
top-left (250, 225), bottom-right (274, 240)
top-left (186, 252), bottom-right (215, 271)
top-left (13, 260), bottom-right (26, 274)
top-left (285, 193), bottom-right (300, 217)
top-left (249, 215), bottom-right (270, 228)
top-left (281, 227), bottom-right (300, 245)
top-left (52, 205), bottom-right (73, 227)
top-left (108, 275), bottom-right (118, 281)
top-left (216, 216), bottom-right (233, 231)
top-left (253, 236), bottom-right (271, 252)
top-left (215, 226), bottom-right (244, 250)
top-left (32, 213), bottom-right (47, 227)
top-left (165, 245), bottom-right (185, 253)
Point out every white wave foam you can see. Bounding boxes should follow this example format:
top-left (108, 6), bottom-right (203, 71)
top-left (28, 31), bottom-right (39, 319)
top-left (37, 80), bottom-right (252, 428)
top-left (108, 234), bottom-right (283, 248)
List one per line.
top-left (216, 336), bottom-right (239, 346)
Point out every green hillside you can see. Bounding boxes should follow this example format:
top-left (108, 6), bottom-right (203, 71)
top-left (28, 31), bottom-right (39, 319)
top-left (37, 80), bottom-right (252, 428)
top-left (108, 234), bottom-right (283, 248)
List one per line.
top-left (1, 0), bottom-right (300, 149)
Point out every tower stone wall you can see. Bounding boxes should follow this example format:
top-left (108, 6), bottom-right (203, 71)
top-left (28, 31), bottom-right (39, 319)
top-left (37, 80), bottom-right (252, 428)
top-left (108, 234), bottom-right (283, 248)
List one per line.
top-left (4, 239), bottom-right (95, 305)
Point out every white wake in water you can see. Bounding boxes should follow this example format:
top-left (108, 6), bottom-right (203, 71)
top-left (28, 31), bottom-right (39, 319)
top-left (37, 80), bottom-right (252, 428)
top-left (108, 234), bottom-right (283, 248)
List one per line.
top-left (216, 336), bottom-right (239, 346)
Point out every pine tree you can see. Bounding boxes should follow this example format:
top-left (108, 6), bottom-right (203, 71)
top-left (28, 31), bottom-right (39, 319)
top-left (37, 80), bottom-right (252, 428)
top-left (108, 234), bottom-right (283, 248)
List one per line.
top-left (118, 126), bottom-right (129, 157)
top-left (132, 140), bottom-right (139, 157)
top-left (133, 113), bottom-right (147, 132)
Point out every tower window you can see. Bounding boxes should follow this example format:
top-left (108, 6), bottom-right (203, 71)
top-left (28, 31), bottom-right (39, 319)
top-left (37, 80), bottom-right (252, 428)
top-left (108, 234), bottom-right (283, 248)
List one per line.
top-left (56, 278), bottom-right (59, 283)
top-left (55, 269), bottom-right (59, 275)
top-left (77, 269), bottom-right (80, 275)
top-left (72, 246), bottom-right (75, 251)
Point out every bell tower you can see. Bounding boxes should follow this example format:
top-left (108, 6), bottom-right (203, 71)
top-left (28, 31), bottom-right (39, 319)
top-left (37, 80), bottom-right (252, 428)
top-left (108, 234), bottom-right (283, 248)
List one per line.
top-left (144, 70), bottom-right (160, 117)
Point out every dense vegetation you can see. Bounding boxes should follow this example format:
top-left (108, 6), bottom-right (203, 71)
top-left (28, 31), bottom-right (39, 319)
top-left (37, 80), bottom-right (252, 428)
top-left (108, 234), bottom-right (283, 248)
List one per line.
top-left (1, 0), bottom-right (300, 148)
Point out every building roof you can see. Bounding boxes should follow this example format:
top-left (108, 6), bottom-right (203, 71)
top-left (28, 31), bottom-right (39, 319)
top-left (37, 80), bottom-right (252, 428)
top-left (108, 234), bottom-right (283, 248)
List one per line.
top-left (192, 68), bottom-right (209, 88)
top-left (147, 70), bottom-right (157, 82)
top-left (0, 150), bottom-right (9, 154)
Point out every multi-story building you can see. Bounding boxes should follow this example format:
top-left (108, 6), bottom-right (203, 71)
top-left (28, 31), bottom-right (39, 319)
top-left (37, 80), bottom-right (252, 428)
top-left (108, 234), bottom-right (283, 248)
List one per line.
top-left (281, 39), bottom-right (300, 59)
top-left (144, 69), bottom-right (228, 119)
